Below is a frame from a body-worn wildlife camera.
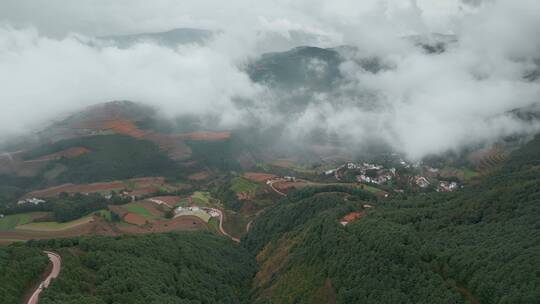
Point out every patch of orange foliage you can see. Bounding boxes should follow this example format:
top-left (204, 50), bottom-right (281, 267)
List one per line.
top-left (179, 131), bottom-right (231, 141)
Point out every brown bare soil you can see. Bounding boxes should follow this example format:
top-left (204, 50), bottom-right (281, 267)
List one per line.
top-left (123, 213), bottom-right (147, 226)
top-left (117, 215), bottom-right (206, 233)
top-left (102, 118), bottom-right (146, 138)
top-left (178, 131), bottom-right (231, 141)
top-left (273, 180), bottom-right (309, 194)
top-left (341, 211), bottom-right (365, 223)
top-left (188, 171), bottom-right (211, 181)
top-left (75, 114), bottom-right (192, 161)
top-left (244, 172), bottom-right (278, 183)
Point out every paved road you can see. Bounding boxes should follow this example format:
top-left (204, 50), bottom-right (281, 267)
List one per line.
top-left (27, 251), bottom-right (61, 304)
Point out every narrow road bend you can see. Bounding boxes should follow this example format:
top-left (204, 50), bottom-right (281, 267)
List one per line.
top-left (27, 251), bottom-right (61, 304)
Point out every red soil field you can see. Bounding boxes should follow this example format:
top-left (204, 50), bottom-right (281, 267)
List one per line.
top-left (178, 131), bottom-right (231, 141)
top-left (188, 171), bottom-right (211, 181)
top-left (117, 215), bottom-right (206, 233)
top-left (74, 114), bottom-right (191, 159)
top-left (244, 172), bottom-right (278, 183)
top-left (341, 211), bottom-right (365, 222)
top-left (123, 213), bottom-right (147, 226)
top-left (102, 119), bottom-right (146, 138)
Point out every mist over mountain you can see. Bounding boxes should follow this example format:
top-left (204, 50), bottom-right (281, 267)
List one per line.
top-left (0, 0), bottom-right (539, 160)
top-left (1, 2), bottom-right (540, 304)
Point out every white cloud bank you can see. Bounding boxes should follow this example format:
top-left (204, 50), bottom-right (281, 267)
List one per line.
top-left (0, 0), bottom-right (539, 159)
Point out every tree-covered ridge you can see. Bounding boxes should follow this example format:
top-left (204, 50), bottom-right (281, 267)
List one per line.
top-left (33, 135), bottom-right (184, 184)
top-left (0, 246), bottom-right (49, 303)
top-left (0, 135), bottom-right (185, 210)
top-left (244, 136), bottom-right (540, 303)
top-left (29, 232), bottom-right (256, 304)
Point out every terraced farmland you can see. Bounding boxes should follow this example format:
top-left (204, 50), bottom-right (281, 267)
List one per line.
top-left (475, 147), bottom-right (510, 174)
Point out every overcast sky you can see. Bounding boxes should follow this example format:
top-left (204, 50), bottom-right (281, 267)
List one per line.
top-left (0, 0), bottom-right (539, 159)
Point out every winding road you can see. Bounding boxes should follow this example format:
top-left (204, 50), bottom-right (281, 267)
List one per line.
top-left (267, 180), bottom-right (287, 197)
top-left (205, 208), bottom-right (240, 243)
top-left (27, 251), bottom-right (61, 304)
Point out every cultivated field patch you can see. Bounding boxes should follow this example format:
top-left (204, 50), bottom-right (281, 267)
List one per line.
top-left (16, 215), bottom-right (94, 232)
top-left (244, 172), bottom-right (278, 183)
top-left (231, 177), bottom-right (261, 199)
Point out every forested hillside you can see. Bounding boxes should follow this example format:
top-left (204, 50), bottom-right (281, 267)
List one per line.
top-left (0, 246), bottom-right (49, 303)
top-left (27, 135), bottom-right (184, 184)
top-left (1, 136), bottom-right (539, 303)
top-left (32, 232), bottom-right (256, 304)
top-left (243, 135), bottom-right (540, 303)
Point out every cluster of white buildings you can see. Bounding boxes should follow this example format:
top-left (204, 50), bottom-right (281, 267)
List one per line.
top-left (174, 206), bottom-right (220, 218)
top-left (415, 176), bottom-right (431, 188)
top-left (437, 181), bottom-right (459, 192)
top-left (356, 164), bottom-right (396, 185)
top-left (325, 162), bottom-right (397, 185)
top-left (17, 198), bottom-right (46, 206)
top-left (174, 206), bottom-right (200, 214)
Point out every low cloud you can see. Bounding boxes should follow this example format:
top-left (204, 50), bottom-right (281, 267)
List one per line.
top-left (0, 0), bottom-right (539, 160)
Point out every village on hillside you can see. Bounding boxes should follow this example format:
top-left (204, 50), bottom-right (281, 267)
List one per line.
top-left (324, 160), bottom-right (462, 194)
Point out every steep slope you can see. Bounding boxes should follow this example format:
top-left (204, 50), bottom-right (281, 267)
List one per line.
top-left (243, 135), bottom-right (540, 303)
top-left (35, 232), bottom-right (256, 304)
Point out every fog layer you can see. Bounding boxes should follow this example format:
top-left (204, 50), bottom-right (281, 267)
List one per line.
top-left (0, 0), bottom-right (539, 159)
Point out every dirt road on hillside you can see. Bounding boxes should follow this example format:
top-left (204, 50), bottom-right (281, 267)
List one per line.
top-left (27, 251), bottom-right (61, 304)
top-left (207, 208), bottom-right (240, 243)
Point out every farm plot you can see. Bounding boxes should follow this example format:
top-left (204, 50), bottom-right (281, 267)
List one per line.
top-left (0, 212), bottom-right (50, 231)
top-left (175, 209), bottom-right (211, 223)
top-left (243, 172), bottom-right (278, 183)
top-left (16, 214), bottom-right (94, 232)
top-left (231, 177), bottom-right (261, 199)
